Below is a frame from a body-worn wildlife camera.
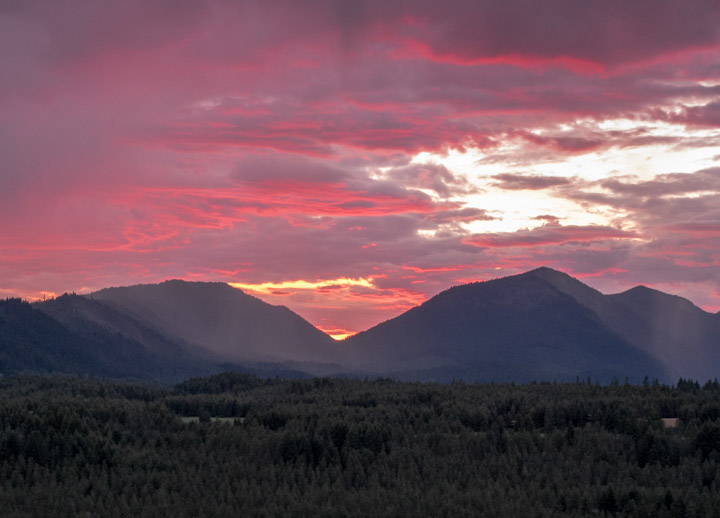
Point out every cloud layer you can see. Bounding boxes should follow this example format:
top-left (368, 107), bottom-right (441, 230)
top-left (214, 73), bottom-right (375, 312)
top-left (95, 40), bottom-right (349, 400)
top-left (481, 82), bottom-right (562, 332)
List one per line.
top-left (1, 0), bottom-right (719, 336)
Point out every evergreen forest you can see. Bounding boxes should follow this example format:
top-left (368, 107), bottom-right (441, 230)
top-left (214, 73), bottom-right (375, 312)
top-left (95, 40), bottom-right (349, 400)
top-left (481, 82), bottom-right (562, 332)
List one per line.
top-left (2, 373), bottom-right (720, 517)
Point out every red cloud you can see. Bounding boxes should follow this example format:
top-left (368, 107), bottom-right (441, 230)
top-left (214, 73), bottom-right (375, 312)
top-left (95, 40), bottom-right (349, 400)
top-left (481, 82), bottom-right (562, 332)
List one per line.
top-left (129, 181), bottom-right (446, 223)
top-left (2, 1), bottom-right (720, 334)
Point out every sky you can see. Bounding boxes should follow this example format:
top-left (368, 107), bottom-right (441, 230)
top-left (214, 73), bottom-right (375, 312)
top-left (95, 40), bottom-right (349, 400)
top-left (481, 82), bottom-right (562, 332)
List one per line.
top-left (1, 0), bottom-right (720, 339)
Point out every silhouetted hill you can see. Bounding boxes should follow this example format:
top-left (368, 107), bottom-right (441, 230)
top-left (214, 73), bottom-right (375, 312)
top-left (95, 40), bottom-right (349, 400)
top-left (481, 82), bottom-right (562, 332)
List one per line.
top-left (0, 298), bottom-right (206, 380)
top-left (85, 280), bottom-right (339, 365)
top-left (5, 269), bottom-right (718, 384)
top-left (36, 294), bottom-right (222, 381)
top-left (0, 298), bottom-right (96, 375)
top-left (607, 286), bottom-right (720, 380)
top-left (39, 293), bottom-right (204, 358)
top-left (342, 268), bottom-right (679, 383)
top-left (498, 269), bottom-right (720, 381)
top-left (33, 282), bottom-right (341, 380)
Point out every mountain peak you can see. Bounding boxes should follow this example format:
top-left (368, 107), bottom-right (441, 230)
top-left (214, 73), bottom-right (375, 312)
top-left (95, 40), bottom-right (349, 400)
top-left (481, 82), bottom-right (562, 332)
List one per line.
top-left (516, 267), bottom-right (605, 306)
top-left (523, 266), bottom-right (576, 282)
top-left (527, 266), bottom-right (564, 275)
top-left (613, 284), bottom-right (708, 314)
top-left (619, 285), bottom-right (659, 295)
top-left (344, 266), bottom-right (670, 383)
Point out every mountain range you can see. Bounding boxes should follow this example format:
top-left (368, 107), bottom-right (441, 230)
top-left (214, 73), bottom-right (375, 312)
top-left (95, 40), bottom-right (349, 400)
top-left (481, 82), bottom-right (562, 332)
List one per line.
top-left (343, 267), bottom-right (720, 383)
top-left (0, 267), bottom-right (717, 383)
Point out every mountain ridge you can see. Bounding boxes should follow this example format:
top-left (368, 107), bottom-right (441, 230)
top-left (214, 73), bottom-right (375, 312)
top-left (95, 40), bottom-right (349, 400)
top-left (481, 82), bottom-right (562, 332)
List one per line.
top-left (342, 267), bottom-right (719, 382)
top-left (85, 279), bottom-right (339, 364)
top-left (0, 267), bottom-right (717, 383)
top-left (341, 268), bottom-right (665, 382)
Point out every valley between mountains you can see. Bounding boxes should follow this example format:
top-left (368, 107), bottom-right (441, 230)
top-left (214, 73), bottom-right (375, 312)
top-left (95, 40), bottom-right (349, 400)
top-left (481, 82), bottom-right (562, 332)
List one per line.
top-left (1, 267), bottom-right (718, 383)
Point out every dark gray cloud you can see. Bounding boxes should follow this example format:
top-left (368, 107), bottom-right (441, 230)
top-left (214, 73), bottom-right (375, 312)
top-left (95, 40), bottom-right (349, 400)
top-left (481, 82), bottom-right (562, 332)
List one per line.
top-left (465, 224), bottom-right (638, 248)
top-left (388, 162), bottom-right (478, 197)
top-left (673, 100), bottom-right (720, 127)
top-left (600, 168), bottom-right (720, 197)
top-left (425, 208), bottom-right (496, 224)
top-left (491, 173), bottom-right (574, 190)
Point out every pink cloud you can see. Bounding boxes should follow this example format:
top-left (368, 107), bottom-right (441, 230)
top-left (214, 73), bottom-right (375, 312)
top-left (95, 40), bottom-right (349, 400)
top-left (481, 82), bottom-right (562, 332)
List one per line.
top-left (2, 1), bottom-right (720, 333)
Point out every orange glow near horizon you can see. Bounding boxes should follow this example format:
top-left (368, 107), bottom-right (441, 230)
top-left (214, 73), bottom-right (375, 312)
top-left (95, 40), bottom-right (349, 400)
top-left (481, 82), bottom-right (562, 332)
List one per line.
top-left (316, 326), bottom-right (357, 341)
top-left (227, 275), bottom-right (428, 336)
top-left (1, 290), bottom-right (60, 303)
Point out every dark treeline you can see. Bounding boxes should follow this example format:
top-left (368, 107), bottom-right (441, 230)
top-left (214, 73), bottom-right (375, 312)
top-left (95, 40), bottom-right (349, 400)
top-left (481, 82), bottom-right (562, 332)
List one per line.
top-left (2, 373), bottom-right (720, 517)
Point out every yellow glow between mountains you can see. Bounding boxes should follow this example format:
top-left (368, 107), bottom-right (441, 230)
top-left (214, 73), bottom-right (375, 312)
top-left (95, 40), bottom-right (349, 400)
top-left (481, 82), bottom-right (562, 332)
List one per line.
top-left (228, 277), bottom-right (374, 295)
top-left (8, 290), bottom-right (59, 302)
top-left (316, 327), bottom-right (355, 341)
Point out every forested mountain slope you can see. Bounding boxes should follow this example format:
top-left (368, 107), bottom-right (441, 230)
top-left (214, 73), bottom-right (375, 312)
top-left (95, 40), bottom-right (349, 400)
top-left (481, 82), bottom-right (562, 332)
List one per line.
top-left (3, 269), bottom-right (718, 383)
top-left (608, 286), bottom-right (720, 381)
top-left (342, 268), bottom-right (718, 383)
top-left (0, 298), bottom-right (204, 380)
top-left (87, 280), bottom-right (338, 364)
top-left (528, 268), bottom-right (720, 381)
top-left (35, 294), bottom-right (220, 381)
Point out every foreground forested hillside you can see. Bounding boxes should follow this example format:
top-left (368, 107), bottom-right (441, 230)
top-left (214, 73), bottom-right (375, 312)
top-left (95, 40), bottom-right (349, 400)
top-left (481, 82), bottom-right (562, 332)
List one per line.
top-left (2, 374), bottom-right (720, 517)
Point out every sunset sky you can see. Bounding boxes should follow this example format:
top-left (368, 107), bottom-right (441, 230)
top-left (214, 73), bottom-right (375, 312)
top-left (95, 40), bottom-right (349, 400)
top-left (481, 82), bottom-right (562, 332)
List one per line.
top-left (2, 0), bottom-right (720, 338)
